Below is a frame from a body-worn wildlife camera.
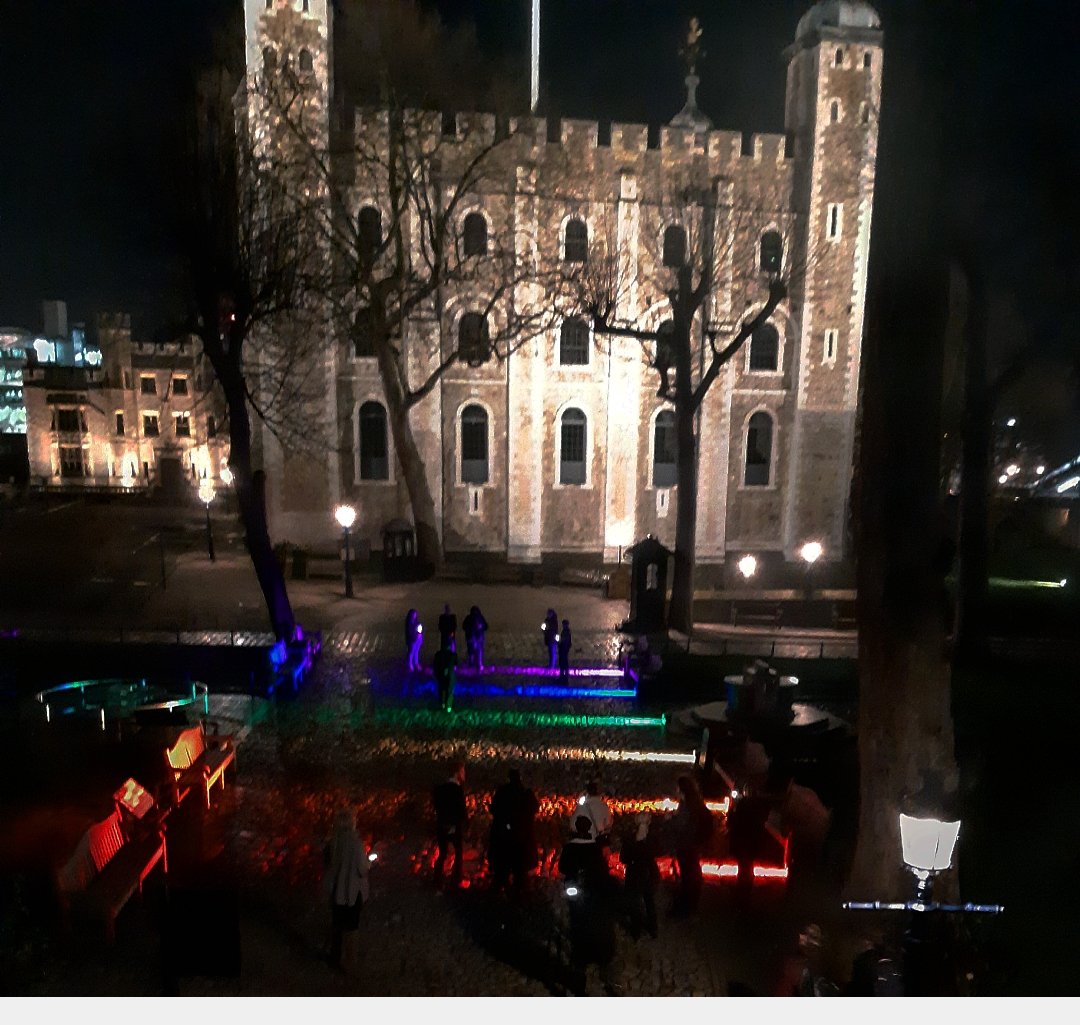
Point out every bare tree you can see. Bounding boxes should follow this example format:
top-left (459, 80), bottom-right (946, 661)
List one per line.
top-left (562, 186), bottom-right (794, 634)
top-left (177, 63), bottom-right (329, 640)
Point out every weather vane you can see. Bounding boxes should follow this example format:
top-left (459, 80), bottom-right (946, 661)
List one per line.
top-left (679, 17), bottom-right (705, 78)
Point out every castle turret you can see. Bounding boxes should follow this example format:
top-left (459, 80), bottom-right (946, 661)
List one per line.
top-left (782, 1), bottom-right (883, 561)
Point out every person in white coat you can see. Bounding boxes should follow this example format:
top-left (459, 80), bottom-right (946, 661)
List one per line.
top-left (322, 808), bottom-right (370, 973)
top-left (569, 779), bottom-right (614, 843)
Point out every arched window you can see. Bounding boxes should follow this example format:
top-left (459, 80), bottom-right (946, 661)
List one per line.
top-left (759, 230), bottom-right (783, 275)
top-left (563, 219), bottom-right (587, 262)
top-left (559, 317), bottom-right (589, 365)
top-left (299, 49), bottom-right (314, 73)
top-left (744, 412), bottom-right (773, 487)
top-left (358, 206), bottom-right (381, 268)
top-left (303, 0), bottom-right (310, 11)
top-left (463, 212), bottom-right (488, 257)
top-left (559, 408), bottom-right (587, 485)
top-left (354, 307), bottom-right (375, 358)
top-left (358, 401), bottom-right (389, 480)
top-left (749, 322), bottom-right (779, 371)
top-left (458, 312), bottom-right (490, 366)
top-left (662, 225), bottom-right (687, 268)
top-left (652, 410), bottom-right (677, 487)
top-left (460, 404), bottom-right (489, 484)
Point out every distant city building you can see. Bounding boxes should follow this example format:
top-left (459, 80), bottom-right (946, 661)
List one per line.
top-left (240, 0), bottom-right (882, 573)
top-left (22, 312), bottom-right (228, 494)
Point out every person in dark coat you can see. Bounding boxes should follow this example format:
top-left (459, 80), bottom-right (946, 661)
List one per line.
top-left (670, 774), bottom-right (711, 916)
top-left (404, 608), bottom-right (423, 672)
top-left (489, 768), bottom-right (539, 893)
top-left (620, 812), bottom-right (660, 939)
top-left (557, 619), bottom-right (572, 683)
top-left (432, 644), bottom-right (458, 712)
top-left (438, 603), bottom-right (458, 653)
top-left (728, 783), bottom-right (772, 902)
top-left (542, 608), bottom-right (559, 669)
top-left (559, 815), bottom-right (621, 996)
top-left (432, 761), bottom-right (467, 889)
top-left (463, 605), bottom-right (488, 671)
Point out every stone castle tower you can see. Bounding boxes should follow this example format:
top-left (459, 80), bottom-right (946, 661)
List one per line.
top-left (239, 0), bottom-right (883, 580)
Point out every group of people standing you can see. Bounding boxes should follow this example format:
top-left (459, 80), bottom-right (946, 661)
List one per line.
top-left (404, 603), bottom-right (579, 703)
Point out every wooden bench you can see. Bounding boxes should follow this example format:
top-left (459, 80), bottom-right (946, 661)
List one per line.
top-left (731, 601), bottom-right (784, 627)
top-left (164, 722), bottom-right (236, 810)
top-left (55, 808), bottom-right (167, 942)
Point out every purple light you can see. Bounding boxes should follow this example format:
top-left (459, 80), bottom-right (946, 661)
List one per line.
top-left (406, 680), bottom-right (637, 700)
top-left (455, 664), bottom-right (629, 679)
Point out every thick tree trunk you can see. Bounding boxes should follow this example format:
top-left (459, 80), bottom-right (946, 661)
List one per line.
top-left (954, 260), bottom-right (990, 660)
top-left (377, 346), bottom-right (442, 575)
top-left (220, 364), bottom-right (297, 642)
top-left (668, 402), bottom-right (698, 634)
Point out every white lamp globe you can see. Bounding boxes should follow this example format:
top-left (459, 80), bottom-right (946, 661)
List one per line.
top-left (899, 813), bottom-right (961, 872)
top-left (800, 541), bottom-right (823, 565)
top-left (335, 504), bottom-right (357, 530)
top-left (220, 466), bottom-right (233, 486)
top-left (738, 554), bottom-right (757, 579)
top-left (198, 480), bottom-right (215, 506)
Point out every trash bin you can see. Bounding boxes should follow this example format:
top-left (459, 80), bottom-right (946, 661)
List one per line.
top-left (290, 546), bottom-right (308, 580)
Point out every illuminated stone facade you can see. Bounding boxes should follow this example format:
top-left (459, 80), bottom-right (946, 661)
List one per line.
top-left (243, 0), bottom-right (882, 573)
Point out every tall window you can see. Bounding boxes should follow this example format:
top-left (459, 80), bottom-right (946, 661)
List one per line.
top-left (172, 376), bottom-right (188, 396)
top-left (463, 213), bottom-right (488, 257)
top-left (115, 412), bottom-right (125, 436)
top-left (263, 46), bottom-right (275, 71)
top-left (140, 375), bottom-right (156, 395)
top-left (559, 408), bottom-right (587, 485)
top-left (354, 306), bottom-right (376, 357)
top-left (652, 410), bottom-right (677, 487)
top-left (662, 225), bottom-right (687, 268)
top-left (864, 52), bottom-right (872, 69)
top-left (358, 401), bottom-right (389, 480)
top-left (749, 322), bottom-right (779, 371)
top-left (55, 408), bottom-right (81, 433)
top-left (174, 412), bottom-right (191, 437)
top-left (59, 446), bottom-right (84, 478)
top-left (299, 49), bottom-right (314, 73)
top-left (830, 100), bottom-right (840, 123)
top-left (824, 329), bottom-right (838, 364)
top-left (143, 413), bottom-right (159, 437)
top-left (458, 312), bottom-right (490, 366)
top-left (460, 404), bottom-right (489, 484)
top-left (563, 219), bottom-right (587, 262)
top-left (559, 318), bottom-right (589, 365)
top-left (834, 48), bottom-right (844, 66)
top-left (207, 415), bottom-right (217, 439)
top-left (358, 206), bottom-right (382, 268)
top-left (827, 203), bottom-right (842, 240)
top-left (760, 230), bottom-right (783, 274)
top-left (744, 412), bottom-right (773, 486)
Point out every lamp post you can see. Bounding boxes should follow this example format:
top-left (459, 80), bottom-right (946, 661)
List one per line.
top-left (843, 801), bottom-right (1003, 995)
top-left (198, 479), bottom-right (216, 562)
top-left (799, 540), bottom-right (822, 599)
top-left (335, 504), bottom-right (356, 598)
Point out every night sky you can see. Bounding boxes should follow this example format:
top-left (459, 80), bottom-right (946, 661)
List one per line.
top-left (2, 0), bottom-right (1078, 454)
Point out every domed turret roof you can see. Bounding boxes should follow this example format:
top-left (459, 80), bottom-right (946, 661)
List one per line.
top-left (796, 1), bottom-right (881, 41)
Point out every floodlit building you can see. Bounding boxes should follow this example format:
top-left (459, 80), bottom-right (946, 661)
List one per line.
top-left (241, 0), bottom-right (882, 578)
top-left (22, 311), bottom-right (228, 495)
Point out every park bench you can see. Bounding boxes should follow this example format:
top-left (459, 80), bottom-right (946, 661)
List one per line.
top-left (54, 807), bottom-right (167, 942)
top-left (163, 721), bottom-right (236, 810)
top-left (731, 601), bottom-right (784, 628)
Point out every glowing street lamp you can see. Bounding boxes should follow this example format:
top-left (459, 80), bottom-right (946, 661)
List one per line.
top-left (737, 554), bottom-right (757, 580)
top-left (198, 479), bottom-right (216, 562)
top-left (335, 503), bottom-right (357, 598)
top-left (220, 465), bottom-right (233, 486)
top-left (799, 540), bottom-right (823, 598)
top-left (899, 812), bottom-right (961, 904)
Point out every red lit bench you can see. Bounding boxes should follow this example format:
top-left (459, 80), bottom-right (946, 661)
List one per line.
top-left (55, 808), bottom-right (167, 942)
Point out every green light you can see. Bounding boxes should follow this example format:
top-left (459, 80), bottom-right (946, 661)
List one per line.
top-left (989, 577), bottom-right (1068, 590)
top-left (369, 708), bottom-right (666, 730)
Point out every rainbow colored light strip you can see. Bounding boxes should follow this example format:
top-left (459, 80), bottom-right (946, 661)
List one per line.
top-left (372, 708), bottom-right (666, 730)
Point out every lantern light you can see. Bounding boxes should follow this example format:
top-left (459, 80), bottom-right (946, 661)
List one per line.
top-left (335, 504), bottom-right (357, 529)
top-left (799, 541), bottom-right (823, 565)
top-left (899, 813), bottom-right (961, 873)
top-left (738, 554), bottom-right (757, 579)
